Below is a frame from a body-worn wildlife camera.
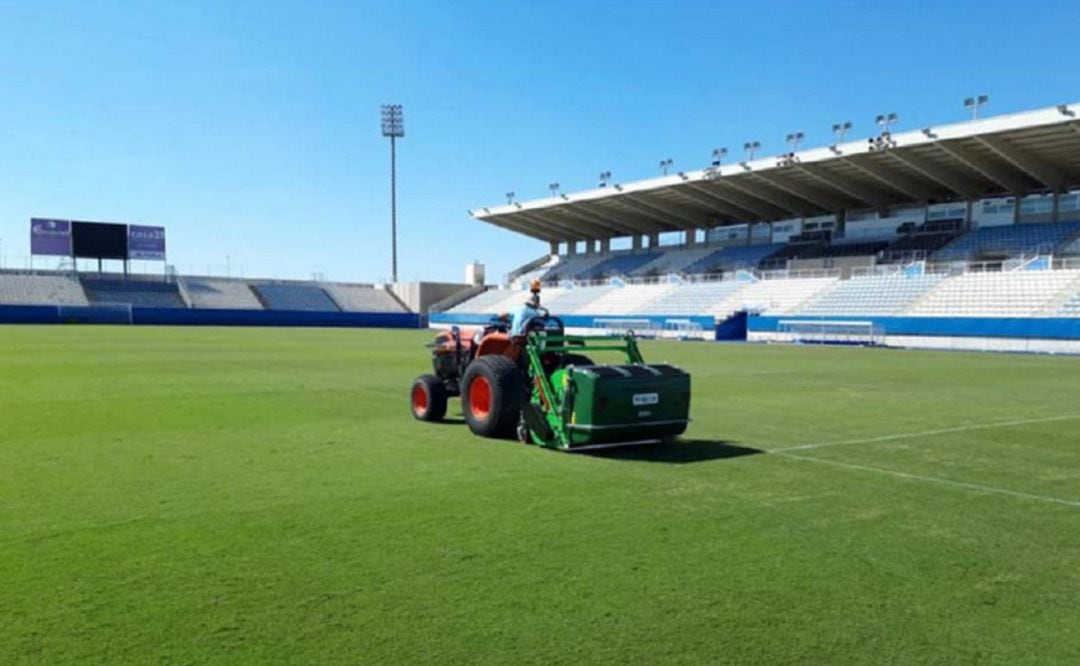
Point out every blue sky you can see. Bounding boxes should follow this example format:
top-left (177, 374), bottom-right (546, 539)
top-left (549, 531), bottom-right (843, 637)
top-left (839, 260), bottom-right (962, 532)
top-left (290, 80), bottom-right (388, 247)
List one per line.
top-left (0, 0), bottom-right (1078, 283)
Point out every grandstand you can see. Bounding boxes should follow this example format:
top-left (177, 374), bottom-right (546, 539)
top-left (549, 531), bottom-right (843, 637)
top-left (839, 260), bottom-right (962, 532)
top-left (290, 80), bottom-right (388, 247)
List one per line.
top-left (798, 274), bottom-right (946, 316)
top-left (0, 270), bottom-right (417, 326)
top-left (0, 273), bottom-right (89, 306)
top-left (82, 278), bottom-right (185, 308)
top-left (427, 102), bottom-right (1080, 351)
top-left (323, 283), bottom-right (408, 313)
top-left (181, 277), bottom-right (264, 309)
top-left (931, 221), bottom-right (1080, 262)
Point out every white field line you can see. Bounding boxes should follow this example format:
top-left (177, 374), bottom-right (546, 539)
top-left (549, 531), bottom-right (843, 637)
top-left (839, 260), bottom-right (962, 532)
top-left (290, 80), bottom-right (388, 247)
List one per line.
top-left (769, 414), bottom-right (1080, 453)
top-left (776, 452), bottom-right (1080, 509)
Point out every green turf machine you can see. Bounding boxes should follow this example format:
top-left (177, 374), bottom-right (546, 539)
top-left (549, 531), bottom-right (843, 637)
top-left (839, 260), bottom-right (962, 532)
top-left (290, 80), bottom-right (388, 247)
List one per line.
top-left (411, 312), bottom-right (692, 450)
top-left (517, 327), bottom-right (692, 450)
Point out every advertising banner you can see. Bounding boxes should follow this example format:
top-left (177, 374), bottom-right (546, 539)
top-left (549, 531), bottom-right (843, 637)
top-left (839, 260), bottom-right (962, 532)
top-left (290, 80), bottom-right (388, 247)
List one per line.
top-left (30, 218), bottom-right (72, 256)
top-left (127, 225), bottom-right (166, 260)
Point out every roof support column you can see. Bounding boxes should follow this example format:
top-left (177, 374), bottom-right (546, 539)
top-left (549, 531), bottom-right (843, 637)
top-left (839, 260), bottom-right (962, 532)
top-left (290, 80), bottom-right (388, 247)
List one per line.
top-left (648, 233), bottom-right (660, 249)
top-left (600, 239), bottom-right (611, 253)
top-left (632, 235), bottom-right (643, 251)
top-left (685, 229), bottom-right (698, 247)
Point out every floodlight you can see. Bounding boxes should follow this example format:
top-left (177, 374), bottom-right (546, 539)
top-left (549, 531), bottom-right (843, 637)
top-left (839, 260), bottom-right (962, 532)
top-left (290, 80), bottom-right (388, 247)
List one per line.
top-left (598, 171), bottom-right (612, 187)
top-left (743, 141), bottom-right (761, 160)
top-left (711, 147), bottom-right (728, 166)
top-left (659, 158), bottom-right (674, 175)
top-left (963, 94), bottom-right (989, 119)
top-left (505, 191), bottom-right (515, 204)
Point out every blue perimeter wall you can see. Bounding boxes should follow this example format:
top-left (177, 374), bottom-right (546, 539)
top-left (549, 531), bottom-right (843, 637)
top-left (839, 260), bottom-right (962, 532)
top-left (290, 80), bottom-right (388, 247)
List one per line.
top-left (0, 305), bottom-right (422, 328)
top-left (749, 315), bottom-right (1080, 341)
top-left (430, 312), bottom-right (716, 332)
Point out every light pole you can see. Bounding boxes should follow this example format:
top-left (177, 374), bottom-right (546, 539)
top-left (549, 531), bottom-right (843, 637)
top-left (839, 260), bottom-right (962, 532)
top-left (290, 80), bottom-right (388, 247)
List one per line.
top-left (380, 104), bottom-right (404, 283)
top-left (659, 158), bottom-right (674, 175)
top-left (743, 141), bottom-right (761, 161)
top-left (505, 191), bottom-right (516, 204)
top-left (964, 94), bottom-right (989, 119)
top-left (598, 171), bottom-right (612, 188)
top-left (711, 147), bottom-right (728, 167)
top-left (549, 182), bottom-right (560, 197)
top-left (875, 112), bottom-right (898, 135)
top-left (785, 132), bottom-right (805, 152)
top-left (831, 121), bottom-right (852, 146)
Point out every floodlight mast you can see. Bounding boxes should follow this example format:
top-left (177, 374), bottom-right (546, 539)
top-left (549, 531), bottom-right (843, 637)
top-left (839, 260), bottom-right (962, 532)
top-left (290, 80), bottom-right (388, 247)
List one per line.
top-left (381, 104), bottom-right (404, 283)
top-left (964, 94), bottom-right (989, 119)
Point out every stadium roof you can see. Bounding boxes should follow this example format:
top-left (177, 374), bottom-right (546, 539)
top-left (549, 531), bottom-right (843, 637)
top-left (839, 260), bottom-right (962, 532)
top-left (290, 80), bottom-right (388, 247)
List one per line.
top-left (470, 102), bottom-right (1080, 242)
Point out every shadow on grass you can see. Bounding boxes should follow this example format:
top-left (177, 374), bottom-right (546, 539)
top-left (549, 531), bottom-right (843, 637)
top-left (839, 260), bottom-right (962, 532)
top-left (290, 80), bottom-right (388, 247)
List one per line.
top-left (581, 439), bottom-right (763, 464)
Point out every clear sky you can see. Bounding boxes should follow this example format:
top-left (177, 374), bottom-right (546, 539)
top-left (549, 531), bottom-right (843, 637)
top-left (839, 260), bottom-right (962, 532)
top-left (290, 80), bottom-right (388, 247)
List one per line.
top-left (1, 0), bottom-right (1078, 283)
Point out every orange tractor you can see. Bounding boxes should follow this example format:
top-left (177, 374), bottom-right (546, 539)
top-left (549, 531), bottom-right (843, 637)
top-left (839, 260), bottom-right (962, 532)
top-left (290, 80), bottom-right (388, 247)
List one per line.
top-left (409, 303), bottom-right (692, 449)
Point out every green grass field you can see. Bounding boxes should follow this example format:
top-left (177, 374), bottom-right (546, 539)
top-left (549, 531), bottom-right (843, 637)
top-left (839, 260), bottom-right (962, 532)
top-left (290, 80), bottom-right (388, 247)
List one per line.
top-left (3, 326), bottom-right (1080, 664)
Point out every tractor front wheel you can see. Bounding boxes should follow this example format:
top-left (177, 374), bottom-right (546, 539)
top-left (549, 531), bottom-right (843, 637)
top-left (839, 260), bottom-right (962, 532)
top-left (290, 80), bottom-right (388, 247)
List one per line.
top-left (462, 356), bottom-right (523, 439)
top-left (411, 374), bottom-right (448, 422)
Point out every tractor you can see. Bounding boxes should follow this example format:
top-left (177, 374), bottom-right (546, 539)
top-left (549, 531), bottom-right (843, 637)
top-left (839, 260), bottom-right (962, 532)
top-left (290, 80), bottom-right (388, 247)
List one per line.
top-left (409, 308), bottom-right (691, 450)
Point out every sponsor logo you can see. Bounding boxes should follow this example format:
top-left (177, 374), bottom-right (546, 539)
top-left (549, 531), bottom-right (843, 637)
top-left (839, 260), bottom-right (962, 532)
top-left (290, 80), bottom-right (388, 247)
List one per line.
top-left (31, 220), bottom-right (69, 236)
top-left (632, 392), bottom-right (659, 406)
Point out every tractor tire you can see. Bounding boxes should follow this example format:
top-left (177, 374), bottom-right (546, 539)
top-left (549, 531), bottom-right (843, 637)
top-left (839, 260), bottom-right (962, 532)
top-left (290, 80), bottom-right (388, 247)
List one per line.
top-left (461, 355), bottom-right (523, 439)
top-left (410, 374), bottom-right (448, 422)
top-left (559, 353), bottom-right (595, 369)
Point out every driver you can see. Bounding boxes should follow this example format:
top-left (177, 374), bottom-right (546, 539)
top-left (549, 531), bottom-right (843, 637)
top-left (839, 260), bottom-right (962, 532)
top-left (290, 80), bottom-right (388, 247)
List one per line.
top-left (510, 279), bottom-right (543, 338)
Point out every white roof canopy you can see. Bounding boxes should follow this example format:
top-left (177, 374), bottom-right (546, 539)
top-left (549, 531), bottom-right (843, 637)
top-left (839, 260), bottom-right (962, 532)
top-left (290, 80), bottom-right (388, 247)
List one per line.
top-left (470, 102), bottom-right (1080, 242)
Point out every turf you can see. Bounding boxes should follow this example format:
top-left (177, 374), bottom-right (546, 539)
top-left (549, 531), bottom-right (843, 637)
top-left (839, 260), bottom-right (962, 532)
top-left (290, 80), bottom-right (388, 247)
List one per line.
top-left (2, 326), bottom-right (1080, 665)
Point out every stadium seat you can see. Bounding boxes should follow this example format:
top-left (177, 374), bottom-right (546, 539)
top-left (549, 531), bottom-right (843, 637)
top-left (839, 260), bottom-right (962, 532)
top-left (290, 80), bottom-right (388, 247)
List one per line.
top-left (796, 274), bottom-right (946, 316)
top-left (253, 283), bottom-right (341, 311)
top-left (713, 277), bottom-right (839, 318)
top-left (322, 284), bottom-right (408, 313)
top-left (906, 270), bottom-right (1080, 317)
top-left (0, 273), bottom-right (89, 306)
top-left (82, 278), bottom-right (186, 308)
top-left (932, 222), bottom-right (1080, 262)
top-left (682, 243), bottom-right (785, 275)
top-left (574, 252), bottom-right (662, 280)
top-left (181, 278), bottom-right (264, 309)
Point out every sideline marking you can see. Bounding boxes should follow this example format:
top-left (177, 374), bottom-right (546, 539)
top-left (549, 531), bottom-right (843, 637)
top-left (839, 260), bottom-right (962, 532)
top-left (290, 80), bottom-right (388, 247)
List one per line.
top-left (770, 414), bottom-right (1080, 453)
top-left (776, 452), bottom-right (1080, 509)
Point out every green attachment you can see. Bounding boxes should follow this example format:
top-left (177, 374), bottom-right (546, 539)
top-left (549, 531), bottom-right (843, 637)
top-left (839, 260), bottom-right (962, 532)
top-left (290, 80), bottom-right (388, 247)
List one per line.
top-left (522, 330), bottom-right (689, 450)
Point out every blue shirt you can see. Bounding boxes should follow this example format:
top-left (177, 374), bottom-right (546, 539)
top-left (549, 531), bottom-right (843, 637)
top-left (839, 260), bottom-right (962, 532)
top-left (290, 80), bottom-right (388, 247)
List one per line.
top-left (510, 303), bottom-right (540, 337)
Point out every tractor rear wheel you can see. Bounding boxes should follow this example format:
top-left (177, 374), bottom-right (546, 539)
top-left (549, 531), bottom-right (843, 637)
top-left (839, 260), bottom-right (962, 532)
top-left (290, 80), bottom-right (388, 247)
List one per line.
top-left (411, 374), bottom-right (448, 422)
top-left (462, 355), bottom-right (523, 439)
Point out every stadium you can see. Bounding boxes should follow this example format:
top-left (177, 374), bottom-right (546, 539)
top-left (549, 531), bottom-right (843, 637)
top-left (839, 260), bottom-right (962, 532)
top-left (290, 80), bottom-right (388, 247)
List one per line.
top-left (5, 4), bottom-right (1080, 665)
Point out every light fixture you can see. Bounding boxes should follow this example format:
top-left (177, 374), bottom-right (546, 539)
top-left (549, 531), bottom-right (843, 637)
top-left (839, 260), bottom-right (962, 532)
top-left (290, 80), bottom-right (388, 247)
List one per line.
top-left (711, 147), bottom-right (728, 167)
top-left (743, 141), bottom-right (761, 160)
top-left (875, 113), bottom-right (898, 134)
top-left (963, 94), bottom-right (989, 119)
top-left (598, 171), bottom-right (612, 187)
top-left (659, 158), bottom-right (674, 175)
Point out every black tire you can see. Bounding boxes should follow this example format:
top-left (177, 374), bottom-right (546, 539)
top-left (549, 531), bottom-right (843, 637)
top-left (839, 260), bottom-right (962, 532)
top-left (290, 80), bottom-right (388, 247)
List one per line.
top-left (559, 353), bottom-right (595, 368)
top-left (461, 355), bottom-right (523, 439)
top-left (411, 374), bottom-right (448, 422)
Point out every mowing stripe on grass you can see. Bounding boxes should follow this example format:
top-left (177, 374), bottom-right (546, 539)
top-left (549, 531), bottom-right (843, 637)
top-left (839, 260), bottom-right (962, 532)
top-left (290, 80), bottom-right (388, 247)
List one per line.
top-left (769, 413), bottom-right (1080, 453)
top-left (776, 452), bottom-right (1080, 509)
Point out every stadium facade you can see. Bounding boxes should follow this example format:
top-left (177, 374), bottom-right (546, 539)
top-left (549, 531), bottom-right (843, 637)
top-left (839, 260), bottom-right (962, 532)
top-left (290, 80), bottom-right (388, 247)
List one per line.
top-left (433, 102), bottom-right (1080, 353)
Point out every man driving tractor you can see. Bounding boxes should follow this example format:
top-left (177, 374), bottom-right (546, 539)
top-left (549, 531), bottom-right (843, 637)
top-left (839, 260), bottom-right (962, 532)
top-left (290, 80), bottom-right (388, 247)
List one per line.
top-left (506, 279), bottom-right (544, 339)
top-left (409, 278), bottom-right (691, 449)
